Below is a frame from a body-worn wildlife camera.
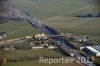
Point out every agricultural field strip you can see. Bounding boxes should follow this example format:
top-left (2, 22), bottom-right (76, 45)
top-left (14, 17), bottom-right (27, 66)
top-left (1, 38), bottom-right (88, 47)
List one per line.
top-left (0, 25), bottom-right (30, 40)
top-left (2, 3), bottom-right (94, 39)
top-left (43, 4), bottom-right (94, 21)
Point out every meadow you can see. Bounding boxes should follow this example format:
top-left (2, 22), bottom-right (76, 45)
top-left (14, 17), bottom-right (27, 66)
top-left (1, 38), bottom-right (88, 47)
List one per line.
top-left (0, 0), bottom-right (100, 66)
top-left (4, 60), bottom-right (81, 66)
top-left (0, 0), bottom-right (100, 40)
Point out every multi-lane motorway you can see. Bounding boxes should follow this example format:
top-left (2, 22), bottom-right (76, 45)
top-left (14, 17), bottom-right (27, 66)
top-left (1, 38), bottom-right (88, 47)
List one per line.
top-left (20, 11), bottom-right (96, 66)
top-left (0, 7), bottom-right (96, 66)
top-left (17, 11), bottom-right (96, 66)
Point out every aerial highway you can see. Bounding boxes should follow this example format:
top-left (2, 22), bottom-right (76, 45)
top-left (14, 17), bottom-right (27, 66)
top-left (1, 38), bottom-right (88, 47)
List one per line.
top-left (19, 10), bottom-right (96, 66)
top-left (0, 1), bottom-right (97, 66)
top-left (0, 6), bottom-right (96, 66)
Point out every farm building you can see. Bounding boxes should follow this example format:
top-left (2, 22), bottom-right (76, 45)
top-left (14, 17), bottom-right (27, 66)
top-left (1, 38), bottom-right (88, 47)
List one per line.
top-left (0, 32), bottom-right (7, 39)
top-left (92, 45), bottom-right (100, 51)
top-left (82, 46), bottom-right (100, 57)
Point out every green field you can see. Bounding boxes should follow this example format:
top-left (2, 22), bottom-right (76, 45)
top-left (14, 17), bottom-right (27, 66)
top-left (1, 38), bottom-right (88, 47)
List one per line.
top-left (2, 49), bottom-right (81, 66)
top-left (95, 58), bottom-right (100, 65)
top-left (4, 60), bottom-right (81, 66)
top-left (0, 0), bottom-right (99, 40)
top-left (12, 0), bottom-right (99, 19)
top-left (0, 0), bottom-right (100, 66)
top-left (1, 49), bottom-right (65, 61)
top-left (0, 21), bottom-right (40, 40)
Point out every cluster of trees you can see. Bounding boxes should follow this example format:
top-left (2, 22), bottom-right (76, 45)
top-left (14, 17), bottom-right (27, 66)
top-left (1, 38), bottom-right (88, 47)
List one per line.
top-left (0, 57), bottom-right (7, 66)
top-left (0, 43), bottom-right (31, 50)
top-left (7, 56), bottom-right (39, 62)
top-left (76, 12), bottom-right (100, 18)
top-left (7, 56), bottom-right (61, 63)
top-left (0, 20), bottom-right (8, 24)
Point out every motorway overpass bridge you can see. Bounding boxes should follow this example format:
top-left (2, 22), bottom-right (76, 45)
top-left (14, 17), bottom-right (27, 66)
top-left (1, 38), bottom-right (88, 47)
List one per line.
top-left (20, 11), bottom-right (96, 66)
top-left (0, 6), bottom-right (96, 65)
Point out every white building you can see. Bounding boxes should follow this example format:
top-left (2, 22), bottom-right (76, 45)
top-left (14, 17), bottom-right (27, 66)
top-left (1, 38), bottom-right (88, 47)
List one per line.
top-left (32, 46), bottom-right (43, 49)
top-left (83, 46), bottom-right (100, 57)
top-left (35, 34), bottom-right (48, 39)
top-left (0, 32), bottom-right (7, 39)
top-left (47, 46), bottom-right (57, 49)
top-left (0, 36), bottom-right (2, 39)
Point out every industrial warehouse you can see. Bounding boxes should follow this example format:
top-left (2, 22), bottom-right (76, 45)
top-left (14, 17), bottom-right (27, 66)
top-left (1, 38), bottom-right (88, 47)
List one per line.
top-left (82, 46), bottom-right (100, 57)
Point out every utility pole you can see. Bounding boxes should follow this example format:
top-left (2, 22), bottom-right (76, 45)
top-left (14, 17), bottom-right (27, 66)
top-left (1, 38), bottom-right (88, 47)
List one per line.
top-left (37, 0), bottom-right (40, 4)
top-left (36, 0), bottom-right (40, 8)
